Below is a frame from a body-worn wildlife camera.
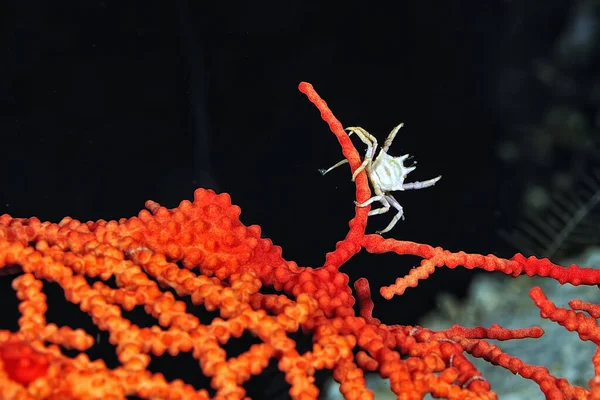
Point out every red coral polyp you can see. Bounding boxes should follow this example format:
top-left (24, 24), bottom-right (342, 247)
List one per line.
top-left (0, 341), bottom-right (49, 385)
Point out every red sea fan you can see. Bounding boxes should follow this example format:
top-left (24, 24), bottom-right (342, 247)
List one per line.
top-left (0, 82), bottom-right (598, 399)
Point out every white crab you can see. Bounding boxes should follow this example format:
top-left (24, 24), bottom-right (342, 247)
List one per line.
top-left (319, 123), bottom-right (441, 234)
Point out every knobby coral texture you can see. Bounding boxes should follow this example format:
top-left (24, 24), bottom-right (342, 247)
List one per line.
top-left (0, 83), bottom-right (599, 400)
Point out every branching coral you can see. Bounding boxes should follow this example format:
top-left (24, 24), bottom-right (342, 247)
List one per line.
top-left (0, 82), bottom-right (598, 399)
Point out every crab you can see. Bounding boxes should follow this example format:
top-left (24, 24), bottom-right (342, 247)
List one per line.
top-left (319, 123), bottom-right (441, 234)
